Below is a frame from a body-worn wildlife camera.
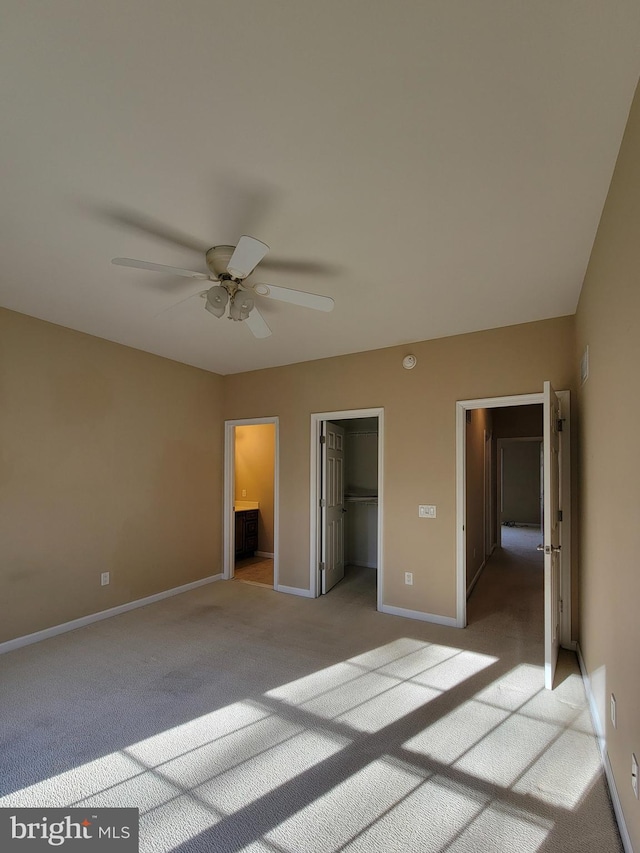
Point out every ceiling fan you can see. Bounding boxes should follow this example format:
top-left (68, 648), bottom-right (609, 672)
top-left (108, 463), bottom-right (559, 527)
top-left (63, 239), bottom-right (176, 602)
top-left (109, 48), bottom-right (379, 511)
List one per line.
top-left (112, 236), bottom-right (334, 339)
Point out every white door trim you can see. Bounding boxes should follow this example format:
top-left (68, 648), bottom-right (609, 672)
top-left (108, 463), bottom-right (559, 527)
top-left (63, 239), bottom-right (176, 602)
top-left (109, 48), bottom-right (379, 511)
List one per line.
top-left (557, 390), bottom-right (572, 651)
top-left (310, 408), bottom-right (384, 609)
top-left (456, 391), bottom-right (572, 648)
top-left (223, 417), bottom-right (279, 588)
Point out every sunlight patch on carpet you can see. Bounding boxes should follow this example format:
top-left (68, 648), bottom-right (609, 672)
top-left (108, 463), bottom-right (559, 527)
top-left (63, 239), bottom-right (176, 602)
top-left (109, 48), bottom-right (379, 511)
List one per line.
top-left (266, 640), bottom-right (497, 733)
top-left (0, 642), bottom-right (605, 853)
top-left (194, 729), bottom-right (349, 814)
top-left (264, 758), bottom-right (426, 852)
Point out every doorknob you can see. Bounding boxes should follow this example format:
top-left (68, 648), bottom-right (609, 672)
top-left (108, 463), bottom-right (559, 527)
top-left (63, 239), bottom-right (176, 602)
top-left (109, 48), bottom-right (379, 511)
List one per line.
top-left (537, 544), bottom-right (561, 553)
top-left (537, 545), bottom-right (544, 551)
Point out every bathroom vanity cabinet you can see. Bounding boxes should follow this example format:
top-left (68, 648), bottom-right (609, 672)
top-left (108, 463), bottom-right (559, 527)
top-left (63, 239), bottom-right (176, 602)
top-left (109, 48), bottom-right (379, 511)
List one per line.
top-left (235, 509), bottom-right (258, 558)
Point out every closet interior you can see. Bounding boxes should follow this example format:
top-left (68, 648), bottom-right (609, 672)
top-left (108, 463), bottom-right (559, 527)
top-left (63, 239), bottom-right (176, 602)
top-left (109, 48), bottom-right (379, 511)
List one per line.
top-left (343, 417), bottom-right (378, 571)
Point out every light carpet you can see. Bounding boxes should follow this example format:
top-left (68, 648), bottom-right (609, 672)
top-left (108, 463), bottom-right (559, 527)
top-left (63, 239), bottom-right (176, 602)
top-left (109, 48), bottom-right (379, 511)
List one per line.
top-left (0, 534), bottom-right (622, 852)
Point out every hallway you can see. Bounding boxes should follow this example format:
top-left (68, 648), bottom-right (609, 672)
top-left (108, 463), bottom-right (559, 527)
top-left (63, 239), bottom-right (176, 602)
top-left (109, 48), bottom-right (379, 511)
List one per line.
top-left (467, 526), bottom-right (544, 643)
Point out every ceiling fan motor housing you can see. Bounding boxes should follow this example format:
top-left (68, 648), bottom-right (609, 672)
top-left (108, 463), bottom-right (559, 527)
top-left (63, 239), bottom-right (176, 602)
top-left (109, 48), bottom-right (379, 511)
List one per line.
top-left (205, 245), bottom-right (236, 279)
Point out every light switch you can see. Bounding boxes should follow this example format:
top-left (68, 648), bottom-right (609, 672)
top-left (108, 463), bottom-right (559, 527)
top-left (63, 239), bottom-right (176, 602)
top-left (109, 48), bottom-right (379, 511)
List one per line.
top-left (419, 505), bottom-right (436, 518)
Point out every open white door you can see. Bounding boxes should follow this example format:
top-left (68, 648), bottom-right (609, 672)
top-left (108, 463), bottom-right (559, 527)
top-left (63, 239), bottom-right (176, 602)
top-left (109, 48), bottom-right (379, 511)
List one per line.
top-left (543, 381), bottom-right (562, 689)
top-left (321, 421), bottom-right (346, 593)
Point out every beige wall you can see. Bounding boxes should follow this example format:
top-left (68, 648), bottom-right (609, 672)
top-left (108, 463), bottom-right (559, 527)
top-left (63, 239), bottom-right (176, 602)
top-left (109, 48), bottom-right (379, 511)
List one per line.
top-left (575, 80), bottom-right (640, 848)
top-left (0, 308), bottom-right (223, 644)
top-left (0, 309), bottom-right (577, 642)
top-left (465, 408), bottom-right (492, 590)
top-left (492, 404), bottom-right (542, 439)
top-left (223, 315), bottom-right (575, 619)
top-left (234, 423), bottom-right (275, 554)
top-left (501, 441), bottom-right (541, 525)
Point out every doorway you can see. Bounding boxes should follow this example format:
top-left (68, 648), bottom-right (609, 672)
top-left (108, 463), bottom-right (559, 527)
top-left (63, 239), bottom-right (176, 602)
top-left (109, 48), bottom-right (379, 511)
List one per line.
top-left (223, 418), bottom-right (279, 588)
top-left (456, 387), bottom-right (572, 688)
top-left (310, 408), bottom-right (384, 609)
top-left (497, 436), bottom-right (544, 547)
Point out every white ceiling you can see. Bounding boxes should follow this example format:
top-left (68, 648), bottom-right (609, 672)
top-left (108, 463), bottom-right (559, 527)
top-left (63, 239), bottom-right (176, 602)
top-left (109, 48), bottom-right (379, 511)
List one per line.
top-left (2, 2), bottom-right (639, 375)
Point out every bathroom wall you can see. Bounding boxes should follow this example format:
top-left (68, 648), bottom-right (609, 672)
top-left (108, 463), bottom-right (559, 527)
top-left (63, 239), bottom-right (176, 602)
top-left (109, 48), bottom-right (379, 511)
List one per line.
top-left (235, 423), bottom-right (275, 554)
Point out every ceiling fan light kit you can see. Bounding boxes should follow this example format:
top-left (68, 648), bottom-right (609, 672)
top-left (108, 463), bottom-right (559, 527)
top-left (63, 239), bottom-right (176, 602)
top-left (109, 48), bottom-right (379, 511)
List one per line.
top-left (226, 237), bottom-right (268, 280)
top-left (229, 293), bottom-right (254, 321)
top-left (204, 285), bottom-right (228, 318)
top-left (112, 234), bottom-right (334, 339)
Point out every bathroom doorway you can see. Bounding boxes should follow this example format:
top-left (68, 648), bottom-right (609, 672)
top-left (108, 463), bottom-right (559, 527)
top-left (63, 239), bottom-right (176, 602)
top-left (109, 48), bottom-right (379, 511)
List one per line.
top-left (224, 418), bottom-right (279, 589)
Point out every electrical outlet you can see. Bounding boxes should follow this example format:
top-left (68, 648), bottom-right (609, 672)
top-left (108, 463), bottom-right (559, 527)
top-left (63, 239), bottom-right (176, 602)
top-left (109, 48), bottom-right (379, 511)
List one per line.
top-left (632, 754), bottom-right (638, 799)
top-left (611, 694), bottom-right (617, 728)
top-left (101, 572), bottom-right (110, 586)
top-left (404, 572), bottom-right (413, 586)
top-left (242, 489), bottom-right (247, 497)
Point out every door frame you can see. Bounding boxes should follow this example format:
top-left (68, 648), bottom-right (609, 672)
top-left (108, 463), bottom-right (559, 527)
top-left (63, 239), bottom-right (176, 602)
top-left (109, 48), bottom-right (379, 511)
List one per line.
top-left (223, 417), bottom-right (279, 587)
top-left (455, 391), bottom-right (572, 648)
top-left (310, 408), bottom-right (384, 608)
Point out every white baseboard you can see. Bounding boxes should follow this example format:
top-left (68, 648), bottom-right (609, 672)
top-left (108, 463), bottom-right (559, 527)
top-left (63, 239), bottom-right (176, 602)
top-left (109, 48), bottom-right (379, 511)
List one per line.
top-left (276, 584), bottom-right (314, 598)
top-left (0, 573), bottom-right (224, 656)
top-left (379, 604), bottom-right (457, 628)
top-left (255, 551), bottom-right (275, 558)
top-left (466, 559), bottom-right (486, 600)
top-left (576, 643), bottom-right (633, 853)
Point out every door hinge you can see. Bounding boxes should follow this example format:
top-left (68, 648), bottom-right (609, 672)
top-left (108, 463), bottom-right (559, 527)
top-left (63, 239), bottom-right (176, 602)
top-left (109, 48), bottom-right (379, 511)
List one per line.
top-left (560, 599), bottom-right (563, 614)
top-left (319, 562), bottom-right (325, 573)
top-left (558, 509), bottom-right (563, 522)
top-left (320, 435), bottom-right (326, 445)
top-left (557, 418), bottom-right (564, 432)
top-left (319, 498), bottom-right (326, 508)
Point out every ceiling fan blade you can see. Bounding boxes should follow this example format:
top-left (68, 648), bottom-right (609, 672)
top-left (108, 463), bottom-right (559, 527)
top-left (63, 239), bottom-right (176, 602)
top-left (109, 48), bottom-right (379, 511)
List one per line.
top-left (153, 289), bottom-right (206, 317)
top-left (112, 258), bottom-right (210, 280)
top-left (95, 206), bottom-right (210, 254)
top-left (259, 257), bottom-right (342, 276)
top-left (214, 176), bottom-right (280, 240)
top-left (245, 306), bottom-right (272, 339)
top-left (227, 236), bottom-right (269, 280)
top-left (253, 283), bottom-right (334, 313)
